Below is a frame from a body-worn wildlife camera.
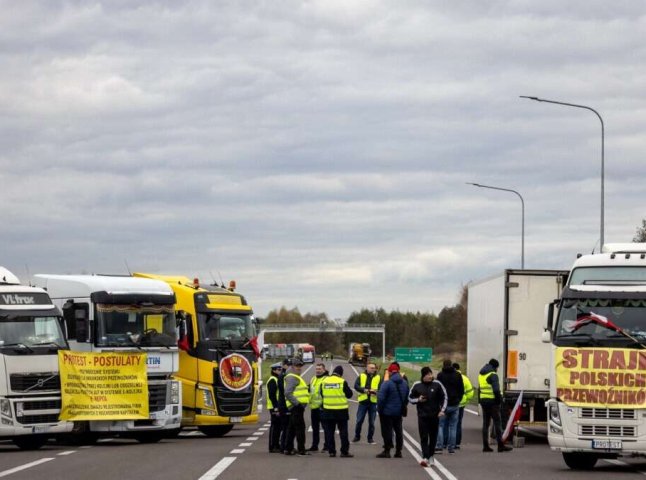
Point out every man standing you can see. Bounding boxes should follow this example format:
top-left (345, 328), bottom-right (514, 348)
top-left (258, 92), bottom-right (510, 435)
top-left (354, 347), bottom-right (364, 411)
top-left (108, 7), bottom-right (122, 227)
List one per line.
top-left (266, 362), bottom-right (285, 453)
top-left (278, 358), bottom-right (291, 453)
top-left (479, 358), bottom-right (512, 453)
top-left (376, 363), bottom-right (409, 459)
top-left (308, 363), bottom-right (329, 452)
top-left (409, 367), bottom-right (447, 467)
top-left (435, 359), bottom-right (464, 454)
top-left (320, 365), bottom-right (354, 458)
top-left (453, 362), bottom-right (474, 450)
top-left (284, 359), bottom-right (310, 456)
top-left (353, 362), bottom-right (380, 444)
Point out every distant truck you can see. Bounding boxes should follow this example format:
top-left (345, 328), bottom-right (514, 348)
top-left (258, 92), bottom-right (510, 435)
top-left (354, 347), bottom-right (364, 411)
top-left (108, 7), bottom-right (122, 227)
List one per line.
top-left (349, 342), bottom-right (371, 366)
top-left (296, 344), bottom-right (315, 363)
top-left (0, 267), bottom-right (73, 449)
top-left (266, 343), bottom-right (295, 359)
top-left (467, 269), bottom-right (568, 428)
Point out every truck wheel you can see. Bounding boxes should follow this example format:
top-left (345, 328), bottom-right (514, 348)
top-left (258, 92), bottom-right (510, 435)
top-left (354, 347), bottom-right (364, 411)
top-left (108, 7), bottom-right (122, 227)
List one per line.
top-left (198, 425), bottom-right (234, 437)
top-left (562, 452), bottom-right (598, 470)
top-left (13, 435), bottom-right (48, 450)
top-left (134, 432), bottom-right (165, 443)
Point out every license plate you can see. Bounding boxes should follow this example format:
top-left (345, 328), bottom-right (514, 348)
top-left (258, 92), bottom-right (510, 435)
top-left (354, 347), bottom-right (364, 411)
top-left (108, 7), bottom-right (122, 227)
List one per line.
top-left (229, 417), bottom-right (243, 423)
top-left (592, 439), bottom-right (622, 450)
top-left (32, 426), bottom-right (50, 434)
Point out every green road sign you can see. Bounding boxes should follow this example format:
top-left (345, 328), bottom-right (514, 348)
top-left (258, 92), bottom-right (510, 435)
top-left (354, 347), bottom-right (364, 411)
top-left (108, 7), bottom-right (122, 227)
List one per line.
top-left (394, 347), bottom-right (432, 363)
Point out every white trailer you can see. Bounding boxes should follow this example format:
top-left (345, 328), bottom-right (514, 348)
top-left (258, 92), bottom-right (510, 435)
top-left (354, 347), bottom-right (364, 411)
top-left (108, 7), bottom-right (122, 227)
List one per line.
top-left (0, 267), bottom-right (73, 449)
top-left (467, 269), bottom-right (568, 427)
top-left (33, 274), bottom-right (182, 442)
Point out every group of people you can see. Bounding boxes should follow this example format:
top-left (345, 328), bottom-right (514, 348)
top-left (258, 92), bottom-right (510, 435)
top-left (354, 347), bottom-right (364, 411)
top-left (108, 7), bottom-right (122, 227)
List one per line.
top-left (266, 356), bottom-right (512, 468)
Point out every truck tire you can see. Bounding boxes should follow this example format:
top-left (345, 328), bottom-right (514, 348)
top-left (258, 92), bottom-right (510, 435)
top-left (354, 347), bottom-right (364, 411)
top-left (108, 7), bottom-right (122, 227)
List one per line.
top-left (134, 432), bottom-right (165, 444)
top-left (198, 425), bottom-right (234, 437)
top-left (13, 435), bottom-right (48, 450)
top-left (562, 452), bottom-right (598, 470)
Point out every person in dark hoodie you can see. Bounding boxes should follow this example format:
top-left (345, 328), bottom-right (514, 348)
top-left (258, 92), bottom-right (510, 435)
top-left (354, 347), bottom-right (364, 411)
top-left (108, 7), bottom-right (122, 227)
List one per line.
top-left (320, 365), bottom-right (354, 458)
top-left (409, 367), bottom-right (447, 468)
top-left (479, 358), bottom-right (512, 453)
top-left (376, 363), bottom-right (409, 459)
top-left (266, 362), bottom-right (285, 453)
top-left (435, 359), bottom-right (464, 454)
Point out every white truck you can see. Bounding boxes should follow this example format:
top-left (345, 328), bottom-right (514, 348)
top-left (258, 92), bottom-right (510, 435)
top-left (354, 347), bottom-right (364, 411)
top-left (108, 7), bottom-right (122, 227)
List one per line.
top-left (0, 267), bottom-right (73, 449)
top-left (467, 269), bottom-right (568, 429)
top-left (545, 243), bottom-right (646, 469)
top-left (33, 274), bottom-right (182, 443)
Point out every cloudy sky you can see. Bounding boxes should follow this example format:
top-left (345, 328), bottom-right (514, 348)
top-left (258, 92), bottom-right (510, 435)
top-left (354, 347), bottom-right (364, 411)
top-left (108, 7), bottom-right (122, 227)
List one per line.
top-left (1, 1), bottom-right (645, 319)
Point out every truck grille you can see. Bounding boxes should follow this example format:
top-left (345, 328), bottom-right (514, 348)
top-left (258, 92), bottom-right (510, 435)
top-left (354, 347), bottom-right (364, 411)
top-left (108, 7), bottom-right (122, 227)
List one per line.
top-left (580, 407), bottom-right (635, 420)
top-left (10, 373), bottom-right (60, 392)
top-left (148, 383), bottom-right (167, 413)
top-left (214, 387), bottom-right (252, 416)
top-left (580, 425), bottom-right (636, 437)
top-left (15, 399), bottom-right (62, 425)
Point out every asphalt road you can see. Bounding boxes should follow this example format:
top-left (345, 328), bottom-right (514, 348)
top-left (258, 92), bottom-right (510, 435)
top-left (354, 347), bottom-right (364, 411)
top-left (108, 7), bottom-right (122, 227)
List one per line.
top-left (1, 358), bottom-right (646, 479)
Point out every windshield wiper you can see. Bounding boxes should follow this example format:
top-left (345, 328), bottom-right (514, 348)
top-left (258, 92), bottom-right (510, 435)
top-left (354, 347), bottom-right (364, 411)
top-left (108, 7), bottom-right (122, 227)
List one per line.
top-left (31, 341), bottom-right (65, 350)
top-left (555, 334), bottom-right (602, 347)
top-left (0, 343), bottom-right (34, 353)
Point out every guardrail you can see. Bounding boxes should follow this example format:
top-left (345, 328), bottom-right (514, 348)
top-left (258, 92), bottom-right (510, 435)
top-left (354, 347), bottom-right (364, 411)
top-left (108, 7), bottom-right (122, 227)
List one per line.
top-left (259, 323), bottom-right (385, 330)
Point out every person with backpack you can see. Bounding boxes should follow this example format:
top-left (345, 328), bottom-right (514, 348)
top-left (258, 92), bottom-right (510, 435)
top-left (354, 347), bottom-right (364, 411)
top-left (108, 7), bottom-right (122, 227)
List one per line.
top-left (376, 363), bottom-right (409, 458)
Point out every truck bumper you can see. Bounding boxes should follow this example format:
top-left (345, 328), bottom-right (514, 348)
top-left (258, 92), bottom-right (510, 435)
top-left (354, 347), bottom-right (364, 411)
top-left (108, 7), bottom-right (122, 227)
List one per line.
top-left (190, 413), bottom-right (259, 427)
top-left (0, 396), bottom-right (73, 437)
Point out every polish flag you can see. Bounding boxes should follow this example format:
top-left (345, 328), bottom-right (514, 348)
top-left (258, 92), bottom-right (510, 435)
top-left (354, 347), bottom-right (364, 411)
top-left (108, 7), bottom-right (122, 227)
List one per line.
top-left (244, 336), bottom-right (261, 358)
top-left (502, 391), bottom-right (523, 443)
top-left (573, 311), bottom-right (621, 333)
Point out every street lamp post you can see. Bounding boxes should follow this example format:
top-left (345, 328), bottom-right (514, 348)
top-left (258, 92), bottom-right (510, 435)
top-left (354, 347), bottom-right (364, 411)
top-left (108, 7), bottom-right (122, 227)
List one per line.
top-left (520, 96), bottom-right (605, 250)
top-left (467, 182), bottom-right (525, 269)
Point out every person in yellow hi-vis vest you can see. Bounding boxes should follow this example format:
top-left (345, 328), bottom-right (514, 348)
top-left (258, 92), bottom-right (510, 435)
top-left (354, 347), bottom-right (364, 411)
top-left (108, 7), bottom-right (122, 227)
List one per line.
top-left (307, 363), bottom-right (329, 452)
top-left (352, 362), bottom-right (380, 444)
top-left (479, 358), bottom-right (512, 453)
top-left (284, 359), bottom-right (310, 456)
top-left (453, 362), bottom-right (473, 449)
top-left (320, 365), bottom-right (354, 458)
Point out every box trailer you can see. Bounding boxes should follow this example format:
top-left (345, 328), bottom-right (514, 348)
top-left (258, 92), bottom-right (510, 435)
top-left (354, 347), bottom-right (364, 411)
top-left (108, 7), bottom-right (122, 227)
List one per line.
top-left (467, 269), bottom-right (568, 427)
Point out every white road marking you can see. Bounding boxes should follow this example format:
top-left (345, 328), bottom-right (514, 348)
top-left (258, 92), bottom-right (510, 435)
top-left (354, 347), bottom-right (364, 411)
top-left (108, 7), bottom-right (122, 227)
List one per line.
top-left (349, 364), bottom-right (360, 377)
top-left (604, 458), bottom-right (646, 475)
top-left (198, 456), bottom-right (237, 480)
top-left (97, 438), bottom-right (114, 443)
top-left (180, 430), bottom-right (203, 437)
top-left (230, 448), bottom-right (245, 454)
top-left (239, 442), bottom-right (253, 447)
top-left (57, 450), bottom-right (77, 456)
top-left (403, 429), bottom-right (459, 480)
top-left (258, 427), bottom-right (268, 431)
top-left (464, 408), bottom-right (478, 415)
top-left (0, 458), bottom-right (55, 478)
top-left (402, 441), bottom-right (444, 480)
top-left (246, 436), bottom-right (259, 441)
top-left (79, 446), bottom-right (93, 449)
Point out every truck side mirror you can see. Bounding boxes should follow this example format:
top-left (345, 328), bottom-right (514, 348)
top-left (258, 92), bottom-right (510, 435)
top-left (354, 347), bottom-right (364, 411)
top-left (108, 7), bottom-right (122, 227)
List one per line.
top-left (74, 304), bottom-right (91, 343)
top-left (543, 300), bottom-right (557, 342)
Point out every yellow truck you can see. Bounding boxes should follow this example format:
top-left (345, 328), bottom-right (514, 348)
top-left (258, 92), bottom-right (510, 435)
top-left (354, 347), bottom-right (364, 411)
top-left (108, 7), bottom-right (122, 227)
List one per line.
top-left (134, 274), bottom-right (259, 437)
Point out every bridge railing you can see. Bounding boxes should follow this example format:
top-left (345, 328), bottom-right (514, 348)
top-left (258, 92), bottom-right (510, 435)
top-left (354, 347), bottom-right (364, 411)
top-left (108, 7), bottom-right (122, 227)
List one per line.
top-left (258, 323), bottom-right (385, 330)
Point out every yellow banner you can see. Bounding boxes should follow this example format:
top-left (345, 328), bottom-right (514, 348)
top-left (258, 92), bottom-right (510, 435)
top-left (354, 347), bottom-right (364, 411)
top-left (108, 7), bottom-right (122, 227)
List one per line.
top-left (58, 351), bottom-right (149, 421)
top-left (555, 347), bottom-right (646, 408)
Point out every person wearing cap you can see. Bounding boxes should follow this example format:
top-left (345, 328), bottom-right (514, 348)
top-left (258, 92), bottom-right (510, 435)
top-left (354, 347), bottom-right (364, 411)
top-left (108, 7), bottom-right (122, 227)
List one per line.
top-left (479, 358), bottom-right (512, 453)
top-left (266, 362), bottom-right (285, 453)
top-left (376, 362), bottom-right (409, 458)
top-left (284, 358), bottom-right (310, 456)
top-left (320, 365), bottom-right (354, 458)
top-left (409, 367), bottom-right (447, 467)
top-left (453, 362), bottom-right (474, 450)
top-left (307, 362), bottom-right (329, 452)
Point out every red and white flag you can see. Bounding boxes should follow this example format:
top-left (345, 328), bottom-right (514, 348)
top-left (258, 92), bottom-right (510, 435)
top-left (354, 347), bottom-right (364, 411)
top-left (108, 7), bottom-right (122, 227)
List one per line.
top-left (573, 311), bottom-right (621, 333)
top-left (502, 391), bottom-right (523, 442)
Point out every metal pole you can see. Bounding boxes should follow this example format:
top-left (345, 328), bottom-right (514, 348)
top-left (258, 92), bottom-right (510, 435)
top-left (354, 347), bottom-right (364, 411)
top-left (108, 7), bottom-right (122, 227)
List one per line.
top-left (467, 183), bottom-right (525, 269)
top-left (382, 328), bottom-right (386, 364)
top-left (520, 96), bottom-right (605, 250)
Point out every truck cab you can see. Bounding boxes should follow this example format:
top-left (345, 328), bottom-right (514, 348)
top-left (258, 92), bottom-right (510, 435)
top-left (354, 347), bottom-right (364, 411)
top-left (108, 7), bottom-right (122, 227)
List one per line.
top-left (33, 274), bottom-right (182, 442)
top-left (546, 244), bottom-right (646, 469)
top-left (134, 274), bottom-right (259, 437)
top-left (0, 267), bottom-right (73, 449)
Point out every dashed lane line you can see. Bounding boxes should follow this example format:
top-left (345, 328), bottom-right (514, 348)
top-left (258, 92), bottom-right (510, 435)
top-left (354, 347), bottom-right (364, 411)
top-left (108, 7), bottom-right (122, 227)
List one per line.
top-left (197, 456), bottom-right (237, 480)
top-left (604, 459), bottom-right (646, 475)
top-left (401, 441), bottom-right (444, 480)
top-left (230, 449), bottom-right (245, 454)
top-left (246, 437), bottom-right (260, 441)
top-left (464, 408), bottom-right (478, 415)
top-left (403, 428), bottom-right (458, 480)
top-left (57, 451), bottom-right (77, 456)
top-left (239, 442), bottom-right (253, 447)
top-left (0, 458), bottom-right (55, 478)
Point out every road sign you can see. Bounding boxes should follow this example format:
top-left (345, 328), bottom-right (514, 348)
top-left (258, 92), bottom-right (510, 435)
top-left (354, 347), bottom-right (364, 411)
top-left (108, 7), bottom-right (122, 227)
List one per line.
top-left (394, 347), bottom-right (432, 363)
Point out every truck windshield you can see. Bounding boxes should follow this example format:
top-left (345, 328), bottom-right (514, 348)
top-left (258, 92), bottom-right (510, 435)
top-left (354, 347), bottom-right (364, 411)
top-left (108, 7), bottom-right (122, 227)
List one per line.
top-left (0, 315), bottom-right (67, 350)
top-left (555, 298), bottom-right (646, 347)
top-left (96, 304), bottom-right (177, 347)
top-left (198, 313), bottom-right (256, 341)
top-left (569, 267), bottom-right (646, 286)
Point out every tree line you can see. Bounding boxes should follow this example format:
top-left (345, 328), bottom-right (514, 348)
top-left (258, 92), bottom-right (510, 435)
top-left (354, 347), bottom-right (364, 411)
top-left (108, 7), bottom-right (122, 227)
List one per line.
top-left (260, 286), bottom-right (467, 357)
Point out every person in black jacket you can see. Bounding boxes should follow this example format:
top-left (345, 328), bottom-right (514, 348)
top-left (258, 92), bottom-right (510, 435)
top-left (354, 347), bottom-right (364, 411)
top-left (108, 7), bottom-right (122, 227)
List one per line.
top-left (435, 359), bottom-right (464, 454)
top-left (267, 362), bottom-right (285, 452)
top-left (278, 358), bottom-right (291, 452)
top-left (409, 367), bottom-right (447, 467)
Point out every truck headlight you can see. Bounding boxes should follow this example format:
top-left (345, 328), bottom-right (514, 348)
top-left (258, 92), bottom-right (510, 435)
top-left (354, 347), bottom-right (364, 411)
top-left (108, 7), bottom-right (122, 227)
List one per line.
top-left (549, 402), bottom-right (561, 426)
top-left (171, 381), bottom-right (181, 404)
top-left (200, 387), bottom-right (214, 409)
top-left (0, 399), bottom-right (11, 418)
top-left (15, 402), bottom-right (24, 418)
